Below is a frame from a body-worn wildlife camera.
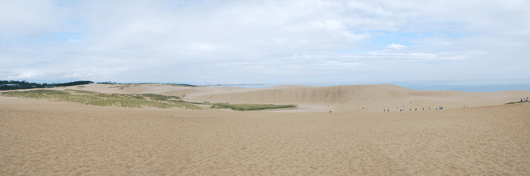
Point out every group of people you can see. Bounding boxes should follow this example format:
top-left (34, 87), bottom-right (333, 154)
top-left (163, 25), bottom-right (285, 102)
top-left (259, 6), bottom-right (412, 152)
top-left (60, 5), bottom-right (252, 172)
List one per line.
top-left (391, 106), bottom-right (442, 112)
top-left (521, 97), bottom-right (529, 102)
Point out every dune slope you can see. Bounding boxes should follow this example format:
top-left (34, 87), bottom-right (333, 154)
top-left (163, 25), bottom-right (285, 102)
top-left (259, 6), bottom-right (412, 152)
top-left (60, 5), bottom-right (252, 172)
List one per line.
top-left (1, 97), bottom-right (529, 175)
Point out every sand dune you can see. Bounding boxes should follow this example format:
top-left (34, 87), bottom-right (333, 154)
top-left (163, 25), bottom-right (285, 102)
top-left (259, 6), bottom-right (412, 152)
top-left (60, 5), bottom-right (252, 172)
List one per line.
top-left (1, 96), bottom-right (529, 175)
top-left (174, 84), bottom-right (529, 112)
top-left (51, 83), bottom-right (530, 113)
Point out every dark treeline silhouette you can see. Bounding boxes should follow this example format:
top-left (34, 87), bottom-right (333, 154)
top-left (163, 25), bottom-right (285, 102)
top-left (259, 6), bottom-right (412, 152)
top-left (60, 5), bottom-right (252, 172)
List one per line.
top-left (96, 81), bottom-right (196, 87)
top-left (0, 80), bottom-right (93, 90)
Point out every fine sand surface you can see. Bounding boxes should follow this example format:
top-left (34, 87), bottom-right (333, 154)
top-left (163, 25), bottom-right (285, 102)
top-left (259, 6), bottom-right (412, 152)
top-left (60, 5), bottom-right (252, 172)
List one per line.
top-left (1, 84), bottom-right (530, 175)
top-left (55, 84), bottom-right (530, 112)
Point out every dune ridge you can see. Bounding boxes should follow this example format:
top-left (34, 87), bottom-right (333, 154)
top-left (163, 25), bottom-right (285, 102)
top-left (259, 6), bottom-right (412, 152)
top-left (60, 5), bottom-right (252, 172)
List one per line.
top-left (41, 83), bottom-right (530, 112)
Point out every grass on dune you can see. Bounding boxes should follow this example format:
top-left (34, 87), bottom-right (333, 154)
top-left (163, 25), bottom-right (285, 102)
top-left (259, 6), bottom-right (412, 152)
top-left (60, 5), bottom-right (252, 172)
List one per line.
top-left (109, 84), bottom-right (142, 90)
top-left (505, 101), bottom-right (528, 105)
top-left (210, 103), bottom-right (297, 111)
top-left (1, 89), bottom-right (298, 111)
top-left (1, 89), bottom-right (200, 109)
top-left (141, 93), bottom-right (179, 101)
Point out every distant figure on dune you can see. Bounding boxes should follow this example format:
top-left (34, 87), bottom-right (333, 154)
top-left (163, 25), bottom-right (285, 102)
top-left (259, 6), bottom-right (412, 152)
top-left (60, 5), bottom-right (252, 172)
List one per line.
top-left (410, 108), bottom-right (411, 111)
top-left (330, 111), bottom-right (332, 113)
top-left (384, 109), bottom-right (385, 112)
top-left (415, 108), bottom-right (417, 111)
top-left (423, 108), bottom-right (424, 110)
top-left (429, 107), bottom-right (430, 110)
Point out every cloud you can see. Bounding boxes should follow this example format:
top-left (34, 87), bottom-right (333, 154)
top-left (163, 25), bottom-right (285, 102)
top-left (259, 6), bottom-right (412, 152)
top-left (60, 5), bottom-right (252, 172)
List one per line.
top-left (65, 73), bottom-right (81, 77)
top-left (6, 72), bottom-right (37, 79)
top-left (190, 43), bottom-right (221, 51)
top-left (0, 0), bottom-right (529, 83)
top-left (389, 43), bottom-right (405, 48)
top-left (67, 39), bottom-right (80, 43)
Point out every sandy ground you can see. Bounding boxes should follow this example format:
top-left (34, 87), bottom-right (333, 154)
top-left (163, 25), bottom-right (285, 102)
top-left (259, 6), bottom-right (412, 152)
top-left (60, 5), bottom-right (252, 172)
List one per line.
top-left (1, 84), bottom-right (530, 175)
top-left (51, 84), bottom-right (530, 112)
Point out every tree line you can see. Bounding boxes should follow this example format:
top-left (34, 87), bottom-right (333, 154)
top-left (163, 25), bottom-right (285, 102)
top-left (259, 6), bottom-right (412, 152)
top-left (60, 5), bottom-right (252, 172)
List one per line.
top-left (0, 80), bottom-right (93, 90)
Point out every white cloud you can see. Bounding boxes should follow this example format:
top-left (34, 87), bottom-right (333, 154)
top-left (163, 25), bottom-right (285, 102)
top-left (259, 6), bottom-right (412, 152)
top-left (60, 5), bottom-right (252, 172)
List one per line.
top-left (6, 72), bottom-right (37, 79)
top-left (0, 0), bottom-right (529, 83)
top-left (67, 39), bottom-right (80, 43)
top-left (65, 73), bottom-right (81, 77)
top-left (190, 43), bottom-right (221, 51)
top-left (389, 43), bottom-right (405, 48)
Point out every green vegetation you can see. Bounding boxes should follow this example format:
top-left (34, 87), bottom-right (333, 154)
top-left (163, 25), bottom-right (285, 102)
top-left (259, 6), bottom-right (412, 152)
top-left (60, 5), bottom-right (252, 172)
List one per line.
top-left (1, 89), bottom-right (200, 109)
top-left (210, 103), bottom-right (297, 111)
top-left (109, 84), bottom-right (141, 90)
top-left (0, 89), bottom-right (298, 111)
top-left (0, 80), bottom-right (93, 90)
top-left (141, 93), bottom-right (179, 101)
top-left (505, 101), bottom-right (528, 105)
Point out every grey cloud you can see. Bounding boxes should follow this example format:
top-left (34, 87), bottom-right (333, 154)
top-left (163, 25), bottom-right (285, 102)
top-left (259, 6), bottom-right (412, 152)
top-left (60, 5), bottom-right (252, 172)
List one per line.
top-left (0, 0), bottom-right (529, 83)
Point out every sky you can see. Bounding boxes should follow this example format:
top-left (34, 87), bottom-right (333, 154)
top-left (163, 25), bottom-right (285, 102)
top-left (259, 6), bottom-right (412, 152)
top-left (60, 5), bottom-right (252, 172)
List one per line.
top-left (1, 0), bottom-right (529, 84)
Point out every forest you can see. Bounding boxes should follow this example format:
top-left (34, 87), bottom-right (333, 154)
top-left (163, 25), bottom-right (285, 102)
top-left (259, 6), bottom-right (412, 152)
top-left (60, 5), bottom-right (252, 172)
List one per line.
top-left (0, 80), bottom-right (93, 90)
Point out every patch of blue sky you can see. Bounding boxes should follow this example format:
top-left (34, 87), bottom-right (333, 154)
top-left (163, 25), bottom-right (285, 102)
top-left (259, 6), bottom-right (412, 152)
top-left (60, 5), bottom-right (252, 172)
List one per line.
top-left (53, 0), bottom-right (82, 7)
top-left (167, 0), bottom-right (204, 10)
top-left (69, 20), bottom-right (83, 25)
top-left (367, 31), bottom-right (431, 47)
top-left (0, 31), bottom-right (82, 48)
top-left (33, 32), bottom-right (82, 43)
top-left (335, 31), bottom-right (432, 53)
top-left (439, 31), bottom-right (471, 38)
top-left (336, 49), bottom-right (377, 54)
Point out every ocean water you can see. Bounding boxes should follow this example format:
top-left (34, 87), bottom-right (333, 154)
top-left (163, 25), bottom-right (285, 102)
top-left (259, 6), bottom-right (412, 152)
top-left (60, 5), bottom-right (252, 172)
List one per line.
top-left (207, 80), bottom-right (530, 92)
